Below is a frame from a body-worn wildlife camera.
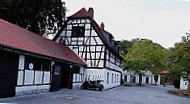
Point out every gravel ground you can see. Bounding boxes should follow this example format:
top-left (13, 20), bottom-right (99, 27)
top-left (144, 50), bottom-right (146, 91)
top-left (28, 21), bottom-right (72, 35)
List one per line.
top-left (0, 85), bottom-right (189, 104)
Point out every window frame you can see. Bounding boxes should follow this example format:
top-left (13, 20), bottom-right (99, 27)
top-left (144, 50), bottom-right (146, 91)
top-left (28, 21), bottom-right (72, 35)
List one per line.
top-left (71, 25), bottom-right (85, 37)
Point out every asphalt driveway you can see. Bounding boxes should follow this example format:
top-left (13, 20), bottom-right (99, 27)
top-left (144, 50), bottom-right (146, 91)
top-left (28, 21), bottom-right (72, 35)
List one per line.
top-left (0, 85), bottom-right (189, 104)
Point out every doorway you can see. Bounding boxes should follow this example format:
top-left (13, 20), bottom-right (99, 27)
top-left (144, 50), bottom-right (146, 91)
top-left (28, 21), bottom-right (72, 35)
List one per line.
top-left (131, 76), bottom-right (136, 83)
top-left (0, 50), bottom-right (19, 98)
top-left (146, 77), bottom-right (149, 84)
top-left (50, 63), bottom-right (73, 91)
top-left (60, 64), bottom-right (73, 89)
top-left (50, 65), bottom-right (61, 92)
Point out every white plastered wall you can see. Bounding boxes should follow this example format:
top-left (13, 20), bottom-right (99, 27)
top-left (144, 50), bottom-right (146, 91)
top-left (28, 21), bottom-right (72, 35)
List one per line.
top-left (83, 68), bottom-right (121, 89)
top-left (83, 69), bottom-right (104, 81)
top-left (180, 77), bottom-right (189, 90)
top-left (103, 68), bottom-right (121, 89)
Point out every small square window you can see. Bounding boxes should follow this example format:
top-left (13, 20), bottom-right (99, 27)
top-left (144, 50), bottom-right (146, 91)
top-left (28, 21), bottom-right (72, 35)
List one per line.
top-left (72, 26), bottom-right (85, 37)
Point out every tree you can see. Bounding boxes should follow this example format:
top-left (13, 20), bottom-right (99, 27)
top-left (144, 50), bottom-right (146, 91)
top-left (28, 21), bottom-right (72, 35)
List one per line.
top-left (168, 34), bottom-right (190, 86)
top-left (0, 0), bottom-right (66, 37)
top-left (117, 39), bottom-right (145, 58)
top-left (117, 40), bottom-right (133, 57)
top-left (124, 39), bottom-right (168, 85)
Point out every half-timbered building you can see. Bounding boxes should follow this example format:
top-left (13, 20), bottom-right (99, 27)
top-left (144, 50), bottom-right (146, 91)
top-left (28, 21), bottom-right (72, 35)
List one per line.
top-left (53, 8), bottom-right (123, 89)
top-left (0, 19), bottom-right (86, 98)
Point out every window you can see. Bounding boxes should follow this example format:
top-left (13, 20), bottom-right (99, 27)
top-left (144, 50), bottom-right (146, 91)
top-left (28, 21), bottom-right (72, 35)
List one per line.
top-left (132, 76), bottom-right (136, 83)
top-left (112, 74), bottom-right (114, 83)
top-left (107, 73), bottom-right (109, 84)
top-left (115, 74), bottom-right (116, 83)
top-left (108, 51), bottom-right (111, 61)
top-left (71, 25), bottom-right (85, 37)
top-left (19, 56), bottom-right (51, 86)
top-left (25, 57), bottom-right (50, 71)
top-left (117, 74), bottom-right (119, 82)
top-left (124, 75), bottom-right (127, 82)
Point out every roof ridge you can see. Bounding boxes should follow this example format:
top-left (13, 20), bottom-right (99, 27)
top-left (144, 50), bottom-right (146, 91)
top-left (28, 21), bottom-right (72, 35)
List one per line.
top-left (69, 7), bottom-right (91, 19)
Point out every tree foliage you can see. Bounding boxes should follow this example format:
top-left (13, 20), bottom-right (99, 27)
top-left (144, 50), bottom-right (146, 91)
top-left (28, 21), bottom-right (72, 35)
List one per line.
top-left (0, 0), bottom-right (66, 37)
top-left (168, 34), bottom-right (190, 81)
top-left (117, 40), bottom-right (133, 57)
top-left (117, 38), bottom-right (144, 58)
top-left (124, 39), bottom-right (168, 84)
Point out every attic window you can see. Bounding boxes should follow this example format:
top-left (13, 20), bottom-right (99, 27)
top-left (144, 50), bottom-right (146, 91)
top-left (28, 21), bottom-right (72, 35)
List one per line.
top-left (72, 25), bottom-right (85, 37)
top-left (111, 40), bottom-right (115, 47)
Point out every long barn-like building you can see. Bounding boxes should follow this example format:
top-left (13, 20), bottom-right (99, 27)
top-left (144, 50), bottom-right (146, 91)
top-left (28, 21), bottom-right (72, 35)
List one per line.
top-left (53, 8), bottom-right (123, 89)
top-left (0, 19), bottom-right (86, 98)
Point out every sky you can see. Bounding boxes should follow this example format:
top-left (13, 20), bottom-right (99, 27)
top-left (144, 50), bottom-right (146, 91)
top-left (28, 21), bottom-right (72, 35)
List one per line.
top-left (63, 0), bottom-right (190, 48)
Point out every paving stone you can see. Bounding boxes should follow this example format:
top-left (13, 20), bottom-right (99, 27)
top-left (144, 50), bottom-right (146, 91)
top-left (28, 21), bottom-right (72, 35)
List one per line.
top-left (0, 85), bottom-right (189, 104)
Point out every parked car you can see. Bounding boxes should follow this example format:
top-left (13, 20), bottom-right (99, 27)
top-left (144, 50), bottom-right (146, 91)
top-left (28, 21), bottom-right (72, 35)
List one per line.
top-left (80, 80), bottom-right (104, 91)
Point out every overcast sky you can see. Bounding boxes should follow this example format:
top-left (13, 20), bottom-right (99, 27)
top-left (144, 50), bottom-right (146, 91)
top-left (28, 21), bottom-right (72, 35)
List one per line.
top-left (63, 0), bottom-right (190, 48)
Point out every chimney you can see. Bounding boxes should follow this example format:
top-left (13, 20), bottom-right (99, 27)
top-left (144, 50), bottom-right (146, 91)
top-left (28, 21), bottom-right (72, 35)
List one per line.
top-left (88, 8), bottom-right (94, 19)
top-left (101, 22), bottom-right (104, 30)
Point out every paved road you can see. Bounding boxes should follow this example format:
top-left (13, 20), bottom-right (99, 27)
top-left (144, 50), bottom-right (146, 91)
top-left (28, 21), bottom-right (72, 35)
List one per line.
top-left (0, 85), bottom-right (190, 104)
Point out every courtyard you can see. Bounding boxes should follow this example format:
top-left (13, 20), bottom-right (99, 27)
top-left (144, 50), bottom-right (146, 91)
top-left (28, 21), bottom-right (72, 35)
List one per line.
top-left (0, 85), bottom-right (189, 104)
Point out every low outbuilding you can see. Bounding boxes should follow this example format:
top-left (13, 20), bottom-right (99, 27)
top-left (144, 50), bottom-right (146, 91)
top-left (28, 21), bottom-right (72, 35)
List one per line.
top-left (0, 19), bottom-right (86, 98)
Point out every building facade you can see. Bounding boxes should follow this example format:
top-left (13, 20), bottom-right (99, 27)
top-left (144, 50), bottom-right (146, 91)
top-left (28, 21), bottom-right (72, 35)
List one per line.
top-left (53, 8), bottom-right (123, 89)
top-left (0, 19), bottom-right (86, 98)
top-left (122, 70), bottom-right (161, 85)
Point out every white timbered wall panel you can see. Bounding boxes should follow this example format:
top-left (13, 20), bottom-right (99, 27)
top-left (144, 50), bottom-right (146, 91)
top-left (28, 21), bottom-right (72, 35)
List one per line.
top-left (35, 71), bottom-right (43, 84)
top-left (24, 70), bottom-right (34, 85)
top-left (67, 25), bottom-right (72, 30)
top-left (106, 61), bottom-right (122, 72)
top-left (44, 71), bottom-right (50, 84)
top-left (60, 30), bottom-right (66, 37)
top-left (105, 49), bottom-right (122, 69)
top-left (66, 31), bottom-right (72, 37)
top-left (95, 37), bottom-right (103, 45)
top-left (56, 18), bottom-right (105, 68)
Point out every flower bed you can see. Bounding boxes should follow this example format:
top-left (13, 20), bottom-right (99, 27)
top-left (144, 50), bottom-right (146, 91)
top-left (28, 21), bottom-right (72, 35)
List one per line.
top-left (168, 90), bottom-right (190, 96)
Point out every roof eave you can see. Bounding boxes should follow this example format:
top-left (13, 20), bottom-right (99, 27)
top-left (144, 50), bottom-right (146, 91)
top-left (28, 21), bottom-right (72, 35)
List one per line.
top-left (0, 44), bottom-right (86, 66)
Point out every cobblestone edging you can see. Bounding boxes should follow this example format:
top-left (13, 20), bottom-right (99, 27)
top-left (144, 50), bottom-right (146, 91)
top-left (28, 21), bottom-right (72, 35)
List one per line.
top-left (16, 88), bottom-right (49, 96)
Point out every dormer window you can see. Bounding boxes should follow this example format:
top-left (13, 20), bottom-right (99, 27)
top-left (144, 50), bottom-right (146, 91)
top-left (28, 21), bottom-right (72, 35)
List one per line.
top-left (116, 46), bottom-right (118, 52)
top-left (111, 40), bottom-right (115, 47)
top-left (72, 25), bottom-right (85, 37)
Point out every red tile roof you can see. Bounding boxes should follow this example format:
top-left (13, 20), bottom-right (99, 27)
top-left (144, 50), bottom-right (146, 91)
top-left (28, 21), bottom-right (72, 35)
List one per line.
top-left (0, 19), bottom-right (86, 66)
top-left (160, 70), bottom-right (170, 75)
top-left (70, 8), bottom-right (91, 18)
